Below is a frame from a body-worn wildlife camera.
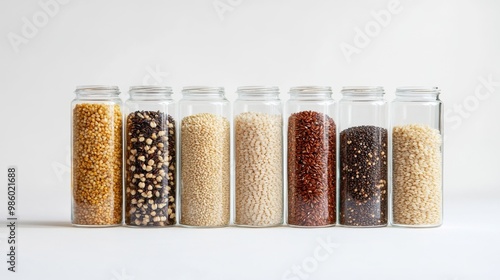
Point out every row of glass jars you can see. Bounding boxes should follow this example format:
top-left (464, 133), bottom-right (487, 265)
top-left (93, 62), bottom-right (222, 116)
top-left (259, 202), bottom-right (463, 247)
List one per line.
top-left (71, 85), bottom-right (443, 228)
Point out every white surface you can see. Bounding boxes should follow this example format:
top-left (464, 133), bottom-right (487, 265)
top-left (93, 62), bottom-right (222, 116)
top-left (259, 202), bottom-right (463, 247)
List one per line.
top-left (0, 0), bottom-right (499, 279)
top-left (1, 189), bottom-right (499, 280)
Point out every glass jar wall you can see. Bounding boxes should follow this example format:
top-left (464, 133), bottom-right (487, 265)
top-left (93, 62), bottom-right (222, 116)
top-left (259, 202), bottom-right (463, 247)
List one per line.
top-left (233, 86), bottom-right (283, 227)
top-left (339, 86), bottom-right (388, 227)
top-left (391, 87), bottom-right (443, 227)
top-left (71, 86), bottom-right (123, 227)
top-left (285, 86), bottom-right (337, 227)
top-left (124, 86), bottom-right (177, 227)
top-left (179, 87), bottom-right (231, 227)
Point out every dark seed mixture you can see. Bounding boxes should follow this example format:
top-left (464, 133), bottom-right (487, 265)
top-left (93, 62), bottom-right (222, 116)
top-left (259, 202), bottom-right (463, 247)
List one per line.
top-left (125, 111), bottom-right (176, 226)
top-left (339, 125), bottom-right (388, 227)
top-left (287, 111), bottom-right (336, 227)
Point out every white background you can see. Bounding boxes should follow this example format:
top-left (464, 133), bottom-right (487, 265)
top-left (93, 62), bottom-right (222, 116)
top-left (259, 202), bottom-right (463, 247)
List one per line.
top-left (0, 0), bottom-right (499, 279)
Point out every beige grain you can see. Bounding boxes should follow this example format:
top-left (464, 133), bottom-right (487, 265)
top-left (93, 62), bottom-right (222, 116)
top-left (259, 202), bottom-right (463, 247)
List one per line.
top-left (235, 112), bottom-right (283, 226)
top-left (392, 124), bottom-right (442, 226)
top-left (180, 113), bottom-right (230, 227)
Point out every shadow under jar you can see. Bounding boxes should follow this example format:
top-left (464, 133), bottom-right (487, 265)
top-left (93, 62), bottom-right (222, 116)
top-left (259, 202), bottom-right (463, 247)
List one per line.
top-left (286, 86), bottom-right (336, 227)
top-left (124, 86), bottom-right (177, 227)
top-left (179, 87), bottom-right (230, 227)
top-left (234, 86), bottom-right (283, 227)
top-left (391, 87), bottom-right (443, 227)
top-left (339, 86), bottom-right (388, 227)
top-left (71, 86), bottom-right (123, 227)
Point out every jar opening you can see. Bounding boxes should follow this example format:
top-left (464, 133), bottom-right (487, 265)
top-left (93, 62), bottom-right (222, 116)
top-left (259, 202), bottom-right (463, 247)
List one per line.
top-left (289, 86), bottom-right (332, 94)
top-left (129, 86), bottom-right (173, 94)
top-left (237, 86), bottom-right (280, 99)
top-left (396, 86), bottom-right (440, 95)
top-left (182, 86), bottom-right (224, 95)
top-left (341, 86), bottom-right (385, 95)
top-left (237, 86), bottom-right (279, 94)
top-left (75, 85), bottom-right (120, 95)
top-left (395, 87), bottom-right (440, 101)
top-left (288, 86), bottom-right (332, 100)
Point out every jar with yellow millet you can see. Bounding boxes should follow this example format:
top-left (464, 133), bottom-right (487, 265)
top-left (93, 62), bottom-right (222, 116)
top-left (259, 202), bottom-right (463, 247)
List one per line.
top-left (71, 85), bottom-right (123, 227)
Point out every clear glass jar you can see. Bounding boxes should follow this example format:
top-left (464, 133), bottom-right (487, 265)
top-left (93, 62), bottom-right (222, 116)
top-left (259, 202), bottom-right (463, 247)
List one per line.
top-left (124, 86), bottom-right (177, 227)
top-left (234, 86), bottom-right (283, 227)
top-left (71, 86), bottom-right (123, 227)
top-left (339, 86), bottom-right (388, 227)
top-left (179, 86), bottom-right (230, 227)
top-left (285, 86), bottom-right (336, 227)
top-left (391, 87), bottom-right (443, 227)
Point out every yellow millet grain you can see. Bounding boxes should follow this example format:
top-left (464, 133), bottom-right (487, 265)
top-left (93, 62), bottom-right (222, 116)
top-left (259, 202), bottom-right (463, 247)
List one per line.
top-left (235, 112), bottom-right (283, 226)
top-left (392, 124), bottom-right (442, 226)
top-left (72, 103), bottom-right (123, 226)
top-left (180, 113), bottom-right (230, 227)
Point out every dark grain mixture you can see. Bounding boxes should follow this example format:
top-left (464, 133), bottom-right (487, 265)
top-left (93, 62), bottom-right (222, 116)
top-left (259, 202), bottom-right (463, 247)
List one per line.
top-left (339, 125), bottom-right (388, 227)
top-left (287, 110), bottom-right (336, 227)
top-left (125, 111), bottom-right (176, 226)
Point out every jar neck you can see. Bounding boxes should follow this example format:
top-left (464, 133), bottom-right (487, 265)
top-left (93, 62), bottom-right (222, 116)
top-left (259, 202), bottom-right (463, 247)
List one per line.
top-left (237, 86), bottom-right (280, 100)
top-left (182, 86), bottom-right (226, 100)
top-left (75, 85), bottom-right (120, 100)
top-left (289, 86), bottom-right (333, 100)
top-left (341, 86), bottom-right (385, 101)
top-left (129, 86), bottom-right (173, 100)
top-left (395, 87), bottom-right (440, 101)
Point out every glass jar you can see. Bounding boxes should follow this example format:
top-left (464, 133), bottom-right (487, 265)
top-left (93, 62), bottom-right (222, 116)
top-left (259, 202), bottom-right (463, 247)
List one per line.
top-left (285, 86), bottom-right (336, 227)
top-left (234, 86), bottom-right (283, 227)
top-left (71, 86), bottom-right (123, 226)
top-left (339, 86), bottom-right (388, 227)
top-left (124, 86), bottom-right (177, 227)
top-left (391, 87), bottom-right (443, 227)
top-left (179, 86), bottom-right (230, 227)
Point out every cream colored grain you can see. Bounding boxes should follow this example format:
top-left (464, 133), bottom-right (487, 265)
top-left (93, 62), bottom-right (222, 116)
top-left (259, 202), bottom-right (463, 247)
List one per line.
top-left (392, 124), bottom-right (442, 225)
top-left (235, 112), bottom-right (283, 226)
top-left (180, 113), bottom-right (230, 226)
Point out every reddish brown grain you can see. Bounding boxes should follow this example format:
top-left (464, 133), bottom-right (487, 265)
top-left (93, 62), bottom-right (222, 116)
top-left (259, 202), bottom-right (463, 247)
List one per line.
top-left (287, 110), bottom-right (336, 226)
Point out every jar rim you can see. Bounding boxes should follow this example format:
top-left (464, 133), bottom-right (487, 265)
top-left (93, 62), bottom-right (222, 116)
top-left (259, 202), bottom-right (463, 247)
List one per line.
top-left (75, 85), bottom-right (120, 95)
top-left (341, 86), bottom-right (384, 95)
top-left (289, 86), bottom-right (332, 94)
top-left (396, 86), bottom-right (440, 95)
top-left (237, 86), bottom-right (279, 94)
top-left (182, 86), bottom-right (224, 94)
top-left (129, 86), bottom-right (173, 94)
